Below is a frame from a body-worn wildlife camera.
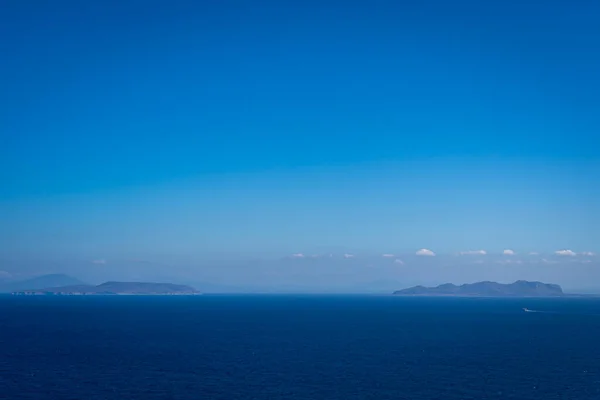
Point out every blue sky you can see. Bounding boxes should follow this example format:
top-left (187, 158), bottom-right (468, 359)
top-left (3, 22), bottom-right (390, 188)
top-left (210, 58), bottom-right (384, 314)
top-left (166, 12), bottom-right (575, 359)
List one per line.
top-left (1, 1), bottom-right (599, 289)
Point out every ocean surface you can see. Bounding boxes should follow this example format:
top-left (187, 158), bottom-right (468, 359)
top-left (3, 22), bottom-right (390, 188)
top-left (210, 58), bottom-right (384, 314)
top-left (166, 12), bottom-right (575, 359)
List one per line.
top-left (1, 295), bottom-right (599, 399)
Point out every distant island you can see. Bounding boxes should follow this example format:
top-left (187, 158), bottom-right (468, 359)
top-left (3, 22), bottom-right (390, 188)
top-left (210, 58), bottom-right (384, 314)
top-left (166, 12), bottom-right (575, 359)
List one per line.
top-left (12, 281), bottom-right (200, 295)
top-left (0, 274), bottom-right (86, 293)
top-left (393, 280), bottom-right (564, 297)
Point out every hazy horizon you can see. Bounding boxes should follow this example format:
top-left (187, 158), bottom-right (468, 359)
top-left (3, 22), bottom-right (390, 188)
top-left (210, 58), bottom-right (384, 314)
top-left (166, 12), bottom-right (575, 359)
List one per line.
top-left (1, 251), bottom-right (598, 294)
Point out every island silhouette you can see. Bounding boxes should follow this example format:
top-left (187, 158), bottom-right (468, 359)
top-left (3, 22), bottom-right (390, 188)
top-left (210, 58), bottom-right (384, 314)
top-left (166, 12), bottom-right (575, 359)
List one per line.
top-left (11, 281), bottom-right (200, 295)
top-left (393, 280), bottom-right (565, 297)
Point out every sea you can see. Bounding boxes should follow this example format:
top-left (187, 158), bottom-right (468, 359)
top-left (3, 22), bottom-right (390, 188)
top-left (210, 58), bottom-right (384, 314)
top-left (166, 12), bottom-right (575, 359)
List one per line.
top-left (1, 295), bottom-right (599, 399)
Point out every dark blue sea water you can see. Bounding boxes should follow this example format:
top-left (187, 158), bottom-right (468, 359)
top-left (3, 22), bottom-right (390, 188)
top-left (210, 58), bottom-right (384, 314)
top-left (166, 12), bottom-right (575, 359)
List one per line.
top-left (1, 295), bottom-right (599, 399)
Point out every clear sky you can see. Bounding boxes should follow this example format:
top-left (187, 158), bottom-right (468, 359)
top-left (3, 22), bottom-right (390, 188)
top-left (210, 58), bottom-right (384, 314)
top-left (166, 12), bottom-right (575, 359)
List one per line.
top-left (1, 1), bottom-right (599, 290)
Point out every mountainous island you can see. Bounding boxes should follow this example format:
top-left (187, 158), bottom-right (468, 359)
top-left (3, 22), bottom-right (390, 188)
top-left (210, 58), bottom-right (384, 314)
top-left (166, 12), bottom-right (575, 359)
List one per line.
top-left (393, 280), bottom-right (564, 297)
top-left (12, 281), bottom-right (200, 295)
top-left (0, 274), bottom-right (86, 293)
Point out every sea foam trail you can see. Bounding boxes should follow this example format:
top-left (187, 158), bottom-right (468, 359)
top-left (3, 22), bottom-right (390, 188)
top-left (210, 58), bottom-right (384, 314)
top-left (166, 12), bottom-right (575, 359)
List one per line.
top-left (522, 308), bottom-right (600, 317)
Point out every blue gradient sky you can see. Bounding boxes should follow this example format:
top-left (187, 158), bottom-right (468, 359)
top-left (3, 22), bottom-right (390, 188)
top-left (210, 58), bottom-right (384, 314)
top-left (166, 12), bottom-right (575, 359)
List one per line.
top-left (1, 1), bottom-right (599, 289)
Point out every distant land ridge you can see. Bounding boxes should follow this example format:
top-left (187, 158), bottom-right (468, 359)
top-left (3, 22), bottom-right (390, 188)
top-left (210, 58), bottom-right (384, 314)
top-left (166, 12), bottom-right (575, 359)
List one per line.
top-left (0, 274), bottom-right (86, 293)
top-left (393, 280), bottom-right (564, 297)
top-left (12, 281), bottom-right (200, 295)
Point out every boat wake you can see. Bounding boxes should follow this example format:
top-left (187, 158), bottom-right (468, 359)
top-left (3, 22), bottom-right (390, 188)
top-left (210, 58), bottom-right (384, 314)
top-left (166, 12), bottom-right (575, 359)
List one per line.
top-left (522, 307), bottom-right (600, 316)
top-left (522, 308), bottom-right (561, 314)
